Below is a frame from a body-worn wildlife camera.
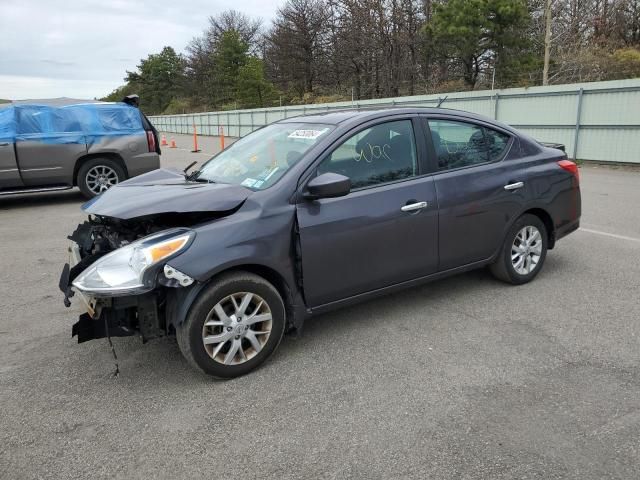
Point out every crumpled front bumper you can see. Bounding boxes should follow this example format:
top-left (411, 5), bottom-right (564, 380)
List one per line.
top-left (59, 242), bottom-right (163, 344)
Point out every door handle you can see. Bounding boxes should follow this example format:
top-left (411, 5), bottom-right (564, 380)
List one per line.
top-left (0, 143), bottom-right (10, 147)
top-left (401, 201), bottom-right (428, 212)
top-left (504, 181), bottom-right (524, 191)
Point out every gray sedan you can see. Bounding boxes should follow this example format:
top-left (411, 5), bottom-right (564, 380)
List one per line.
top-left (60, 107), bottom-right (581, 378)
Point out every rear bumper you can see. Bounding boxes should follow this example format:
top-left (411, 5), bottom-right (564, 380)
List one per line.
top-left (124, 152), bottom-right (160, 178)
top-left (556, 218), bottom-right (580, 241)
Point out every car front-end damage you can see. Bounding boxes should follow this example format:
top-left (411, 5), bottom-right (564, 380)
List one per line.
top-left (59, 168), bottom-right (253, 345)
top-left (59, 215), bottom-right (202, 344)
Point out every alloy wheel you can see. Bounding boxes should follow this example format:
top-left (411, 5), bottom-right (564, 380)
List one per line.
top-left (85, 165), bottom-right (119, 194)
top-left (511, 225), bottom-right (543, 275)
top-left (202, 292), bottom-right (273, 365)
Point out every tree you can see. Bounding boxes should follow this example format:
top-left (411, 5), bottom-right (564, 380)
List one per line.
top-left (211, 31), bottom-right (250, 107)
top-left (185, 10), bottom-right (262, 110)
top-left (236, 57), bottom-right (280, 107)
top-left (125, 46), bottom-right (186, 114)
top-left (105, 0), bottom-right (640, 112)
top-left (101, 83), bottom-right (139, 102)
top-left (266, 0), bottom-right (332, 96)
top-left (542, 0), bottom-right (552, 85)
top-left (425, 0), bottom-right (532, 89)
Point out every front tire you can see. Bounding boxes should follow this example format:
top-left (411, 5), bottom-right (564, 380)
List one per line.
top-left (77, 158), bottom-right (126, 198)
top-left (490, 214), bottom-right (548, 285)
top-left (176, 272), bottom-right (286, 379)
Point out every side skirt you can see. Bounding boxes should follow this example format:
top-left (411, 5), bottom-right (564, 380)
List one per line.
top-left (309, 258), bottom-right (492, 315)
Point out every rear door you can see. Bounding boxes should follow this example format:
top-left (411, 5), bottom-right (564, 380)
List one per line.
top-left (0, 106), bottom-right (22, 188)
top-left (14, 105), bottom-right (86, 186)
top-left (296, 117), bottom-right (439, 307)
top-left (421, 116), bottom-right (527, 270)
top-left (0, 141), bottom-right (22, 188)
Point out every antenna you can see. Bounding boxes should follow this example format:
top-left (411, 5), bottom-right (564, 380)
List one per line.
top-left (436, 96), bottom-right (448, 108)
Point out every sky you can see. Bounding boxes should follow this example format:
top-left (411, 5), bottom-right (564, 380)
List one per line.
top-left (0, 0), bottom-right (279, 100)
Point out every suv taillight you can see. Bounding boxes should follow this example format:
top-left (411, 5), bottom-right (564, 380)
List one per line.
top-left (146, 131), bottom-right (156, 153)
top-left (557, 159), bottom-right (579, 183)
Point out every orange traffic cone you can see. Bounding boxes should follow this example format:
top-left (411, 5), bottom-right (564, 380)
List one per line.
top-left (191, 123), bottom-right (201, 153)
top-left (169, 138), bottom-right (177, 148)
top-left (161, 134), bottom-right (168, 146)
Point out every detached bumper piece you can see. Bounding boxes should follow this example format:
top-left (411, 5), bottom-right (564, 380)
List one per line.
top-left (71, 293), bottom-right (165, 344)
top-left (72, 311), bottom-right (135, 344)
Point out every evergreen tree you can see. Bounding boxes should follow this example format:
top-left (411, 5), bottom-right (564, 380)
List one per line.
top-left (124, 46), bottom-right (186, 114)
top-left (237, 57), bottom-right (279, 108)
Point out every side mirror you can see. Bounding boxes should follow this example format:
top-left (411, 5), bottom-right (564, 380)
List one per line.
top-left (304, 172), bottom-right (351, 200)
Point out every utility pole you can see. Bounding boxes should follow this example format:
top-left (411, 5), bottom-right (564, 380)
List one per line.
top-left (542, 0), bottom-right (552, 86)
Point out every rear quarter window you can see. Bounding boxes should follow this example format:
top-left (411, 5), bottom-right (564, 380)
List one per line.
top-left (427, 119), bottom-right (511, 170)
top-left (96, 106), bottom-right (142, 132)
top-left (484, 128), bottom-right (511, 161)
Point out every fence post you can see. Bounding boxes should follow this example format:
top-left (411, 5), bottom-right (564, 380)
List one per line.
top-left (573, 88), bottom-right (584, 160)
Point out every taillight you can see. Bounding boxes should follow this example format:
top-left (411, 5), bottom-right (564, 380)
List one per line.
top-left (557, 159), bottom-right (579, 183)
top-left (146, 131), bottom-right (156, 153)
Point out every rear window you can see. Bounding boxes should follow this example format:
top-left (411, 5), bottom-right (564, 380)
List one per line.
top-left (96, 105), bottom-right (141, 132)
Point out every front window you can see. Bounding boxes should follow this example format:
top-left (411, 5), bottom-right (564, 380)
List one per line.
top-left (194, 122), bottom-right (333, 190)
top-left (316, 119), bottom-right (418, 189)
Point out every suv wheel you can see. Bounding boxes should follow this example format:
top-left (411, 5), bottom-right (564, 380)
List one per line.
top-left (77, 158), bottom-right (126, 198)
top-left (490, 213), bottom-right (548, 285)
top-left (176, 272), bottom-right (286, 379)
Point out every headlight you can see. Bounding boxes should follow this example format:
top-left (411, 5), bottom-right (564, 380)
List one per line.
top-left (72, 229), bottom-right (194, 296)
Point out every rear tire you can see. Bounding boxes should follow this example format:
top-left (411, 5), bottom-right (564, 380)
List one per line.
top-left (176, 272), bottom-right (286, 379)
top-left (77, 158), bottom-right (126, 198)
top-left (490, 214), bottom-right (548, 285)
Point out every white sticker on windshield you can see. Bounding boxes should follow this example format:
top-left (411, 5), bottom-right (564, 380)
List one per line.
top-left (263, 167), bottom-right (279, 181)
top-left (241, 178), bottom-right (258, 187)
top-left (288, 128), bottom-right (328, 140)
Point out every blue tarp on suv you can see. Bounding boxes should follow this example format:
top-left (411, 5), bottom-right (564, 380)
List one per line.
top-left (0, 101), bottom-right (145, 145)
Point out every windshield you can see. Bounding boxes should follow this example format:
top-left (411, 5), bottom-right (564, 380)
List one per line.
top-left (194, 122), bottom-right (334, 189)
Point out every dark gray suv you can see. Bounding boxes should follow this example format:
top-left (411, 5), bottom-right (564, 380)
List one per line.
top-left (0, 96), bottom-right (160, 198)
top-left (60, 107), bottom-right (581, 378)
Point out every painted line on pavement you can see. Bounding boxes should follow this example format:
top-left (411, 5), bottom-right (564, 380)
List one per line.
top-left (580, 228), bottom-right (640, 243)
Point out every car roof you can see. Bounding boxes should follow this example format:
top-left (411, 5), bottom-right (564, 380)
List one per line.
top-left (279, 106), bottom-right (516, 133)
top-left (0, 98), bottom-right (103, 108)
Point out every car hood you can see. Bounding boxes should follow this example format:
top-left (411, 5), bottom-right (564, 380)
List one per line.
top-left (82, 168), bottom-right (252, 220)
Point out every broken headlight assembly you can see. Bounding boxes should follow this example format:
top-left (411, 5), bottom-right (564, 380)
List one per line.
top-left (72, 229), bottom-right (194, 296)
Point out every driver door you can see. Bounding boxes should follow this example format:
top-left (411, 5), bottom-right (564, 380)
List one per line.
top-left (296, 118), bottom-right (439, 307)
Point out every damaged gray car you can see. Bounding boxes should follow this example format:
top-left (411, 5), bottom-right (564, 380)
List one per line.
top-left (60, 108), bottom-right (581, 378)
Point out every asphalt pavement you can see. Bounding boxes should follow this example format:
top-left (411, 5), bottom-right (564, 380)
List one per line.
top-left (1, 134), bottom-right (639, 479)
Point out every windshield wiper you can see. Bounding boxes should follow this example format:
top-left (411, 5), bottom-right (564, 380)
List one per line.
top-left (183, 161), bottom-right (209, 182)
top-left (183, 161), bottom-right (198, 179)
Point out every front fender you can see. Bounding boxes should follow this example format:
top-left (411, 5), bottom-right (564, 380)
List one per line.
top-left (164, 201), bottom-right (306, 329)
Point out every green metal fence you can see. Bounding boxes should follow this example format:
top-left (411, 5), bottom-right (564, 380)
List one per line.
top-left (149, 78), bottom-right (640, 164)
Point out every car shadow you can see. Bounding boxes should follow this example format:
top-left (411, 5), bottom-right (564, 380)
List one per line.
top-left (0, 189), bottom-right (85, 210)
top-left (282, 268), bottom-right (491, 348)
top-left (95, 269), bottom-right (489, 388)
top-left (82, 260), bottom-right (561, 387)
